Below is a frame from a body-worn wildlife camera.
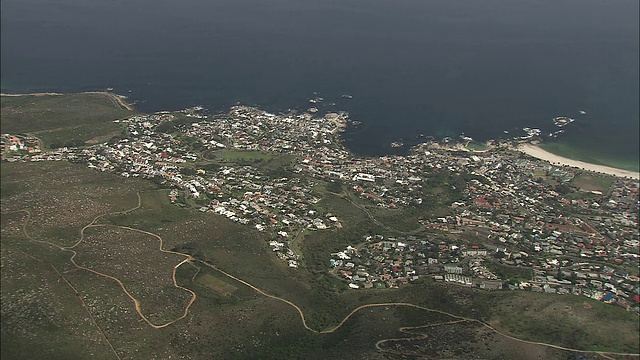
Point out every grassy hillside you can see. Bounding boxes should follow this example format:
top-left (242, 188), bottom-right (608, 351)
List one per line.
top-left (1, 93), bottom-right (132, 148)
top-left (2, 160), bottom-right (638, 359)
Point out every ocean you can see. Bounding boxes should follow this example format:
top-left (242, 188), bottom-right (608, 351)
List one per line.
top-left (1, 0), bottom-right (638, 170)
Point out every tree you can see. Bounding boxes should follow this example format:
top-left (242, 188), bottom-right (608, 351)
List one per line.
top-left (327, 180), bottom-right (343, 194)
top-left (180, 167), bottom-right (195, 176)
top-left (555, 183), bottom-right (573, 195)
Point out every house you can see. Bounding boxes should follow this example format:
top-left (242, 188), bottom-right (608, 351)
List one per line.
top-left (444, 265), bottom-right (463, 274)
top-left (479, 280), bottom-right (503, 290)
top-left (353, 173), bottom-right (376, 182)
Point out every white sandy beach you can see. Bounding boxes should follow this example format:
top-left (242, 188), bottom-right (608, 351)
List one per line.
top-left (518, 143), bottom-right (639, 180)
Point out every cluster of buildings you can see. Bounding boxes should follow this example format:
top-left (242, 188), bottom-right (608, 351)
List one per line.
top-left (304, 133), bottom-right (637, 307)
top-left (4, 108), bottom-right (348, 267)
top-left (332, 234), bottom-right (505, 287)
top-left (330, 235), bottom-right (503, 290)
top-left (3, 105), bottom-right (638, 311)
top-left (183, 106), bottom-right (349, 156)
top-left (1, 133), bottom-right (41, 159)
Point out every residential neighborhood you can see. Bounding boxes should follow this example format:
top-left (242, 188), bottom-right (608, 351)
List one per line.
top-left (2, 105), bottom-right (638, 313)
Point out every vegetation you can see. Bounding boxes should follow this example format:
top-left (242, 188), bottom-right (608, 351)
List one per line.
top-left (154, 112), bottom-right (209, 134)
top-left (465, 141), bottom-right (489, 152)
top-left (485, 259), bottom-right (534, 283)
top-left (570, 173), bottom-right (614, 193)
top-left (195, 274), bottom-right (238, 295)
top-left (2, 94), bottom-right (638, 359)
top-left (3, 157), bottom-right (638, 359)
top-left (1, 93), bottom-right (132, 148)
top-left (221, 150), bottom-right (277, 162)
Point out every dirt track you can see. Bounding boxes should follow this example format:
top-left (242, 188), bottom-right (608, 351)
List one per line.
top-left (4, 195), bottom-right (639, 358)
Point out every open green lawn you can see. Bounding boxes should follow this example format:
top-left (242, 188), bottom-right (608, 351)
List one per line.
top-left (221, 150), bottom-right (277, 162)
top-left (195, 273), bottom-right (238, 295)
top-left (570, 173), bottom-right (614, 193)
top-left (197, 149), bottom-right (297, 179)
top-left (485, 259), bottom-right (533, 282)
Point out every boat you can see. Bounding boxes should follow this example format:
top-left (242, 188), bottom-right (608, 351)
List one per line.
top-left (579, 110), bottom-right (587, 115)
top-left (341, 94), bottom-right (353, 99)
top-left (390, 141), bottom-right (404, 148)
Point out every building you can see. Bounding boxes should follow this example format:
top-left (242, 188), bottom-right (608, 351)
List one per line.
top-left (444, 265), bottom-right (463, 274)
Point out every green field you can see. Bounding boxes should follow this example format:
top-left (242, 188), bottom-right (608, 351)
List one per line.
top-left (570, 173), bottom-right (614, 193)
top-left (196, 274), bottom-right (237, 295)
top-left (221, 150), bottom-right (277, 161)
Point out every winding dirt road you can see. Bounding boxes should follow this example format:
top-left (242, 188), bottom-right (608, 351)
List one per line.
top-left (200, 251), bottom-right (640, 358)
top-left (3, 194), bottom-right (639, 359)
top-left (4, 193), bottom-right (197, 330)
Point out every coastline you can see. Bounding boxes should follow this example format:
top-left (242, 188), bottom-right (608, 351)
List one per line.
top-left (2, 91), bottom-right (637, 180)
top-left (518, 143), bottom-right (639, 180)
top-left (0, 92), bottom-right (63, 96)
top-left (0, 91), bottom-right (134, 112)
top-left (88, 91), bottom-right (135, 111)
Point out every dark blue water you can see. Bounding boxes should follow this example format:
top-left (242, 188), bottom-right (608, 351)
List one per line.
top-left (2, 0), bottom-right (638, 168)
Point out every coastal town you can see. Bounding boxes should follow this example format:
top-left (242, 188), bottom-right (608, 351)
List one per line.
top-left (2, 105), bottom-right (638, 313)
